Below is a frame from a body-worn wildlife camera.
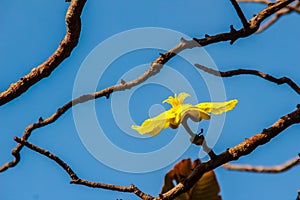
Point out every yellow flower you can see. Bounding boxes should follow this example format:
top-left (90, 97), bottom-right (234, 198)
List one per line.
top-left (132, 92), bottom-right (238, 136)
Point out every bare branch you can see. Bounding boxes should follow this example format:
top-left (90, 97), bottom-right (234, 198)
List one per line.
top-left (238, 0), bottom-right (269, 3)
top-left (257, 14), bottom-right (280, 32)
top-left (238, 0), bottom-right (300, 12)
top-left (194, 0), bottom-right (295, 45)
top-left (157, 106), bottom-right (300, 199)
top-left (223, 155), bottom-right (300, 173)
top-left (230, 0), bottom-right (250, 28)
top-left (14, 137), bottom-right (153, 200)
top-left (257, 1), bottom-right (300, 33)
top-left (238, 0), bottom-right (300, 33)
top-left (0, 0), bottom-right (295, 174)
top-left (0, 0), bottom-right (87, 106)
top-left (297, 189), bottom-right (300, 200)
top-left (195, 64), bottom-right (300, 95)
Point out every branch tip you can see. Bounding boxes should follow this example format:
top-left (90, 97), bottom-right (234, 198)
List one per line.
top-left (13, 136), bottom-right (18, 142)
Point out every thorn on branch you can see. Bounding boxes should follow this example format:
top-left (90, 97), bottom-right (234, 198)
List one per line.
top-left (205, 34), bottom-right (210, 38)
top-left (120, 79), bottom-right (126, 85)
top-left (230, 40), bottom-right (237, 45)
top-left (268, 2), bottom-right (275, 6)
top-left (297, 104), bottom-right (300, 109)
top-left (180, 37), bottom-right (188, 43)
top-left (229, 25), bottom-right (238, 45)
top-left (38, 117), bottom-right (43, 122)
top-left (159, 53), bottom-right (166, 59)
top-left (230, 25), bottom-right (237, 33)
top-left (105, 93), bottom-right (110, 99)
top-left (263, 128), bottom-right (268, 133)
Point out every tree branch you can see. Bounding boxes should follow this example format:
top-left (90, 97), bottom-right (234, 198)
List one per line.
top-left (0, 0), bottom-right (87, 106)
top-left (223, 155), bottom-right (300, 173)
top-left (230, 0), bottom-right (250, 28)
top-left (238, 0), bottom-right (300, 12)
top-left (193, 0), bottom-right (295, 45)
top-left (157, 106), bottom-right (300, 199)
top-left (257, 0), bottom-right (300, 33)
top-left (238, 0), bottom-right (300, 33)
top-left (13, 137), bottom-right (153, 200)
top-left (195, 64), bottom-right (300, 95)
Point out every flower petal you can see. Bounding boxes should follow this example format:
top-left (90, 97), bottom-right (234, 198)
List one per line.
top-left (177, 92), bottom-right (190, 105)
top-left (131, 110), bottom-right (175, 136)
top-left (163, 92), bottom-right (190, 108)
top-left (196, 99), bottom-right (238, 115)
top-left (162, 95), bottom-right (176, 106)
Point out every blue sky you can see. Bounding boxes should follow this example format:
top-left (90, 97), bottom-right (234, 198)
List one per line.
top-left (1, 0), bottom-right (300, 199)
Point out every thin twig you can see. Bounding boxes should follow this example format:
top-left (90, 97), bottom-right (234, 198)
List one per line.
top-left (14, 137), bottom-right (153, 200)
top-left (238, 0), bottom-right (300, 12)
top-left (195, 64), bottom-right (300, 95)
top-left (0, 0), bottom-right (87, 106)
top-left (230, 0), bottom-right (250, 28)
top-left (238, 0), bottom-right (300, 33)
top-left (156, 106), bottom-right (300, 199)
top-left (257, 1), bottom-right (300, 33)
top-left (194, 0), bottom-right (295, 45)
top-left (223, 155), bottom-right (300, 173)
top-left (181, 115), bottom-right (217, 159)
top-left (238, 0), bottom-right (269, 3)
top-left (200, 135), bottom-right (217, 160)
